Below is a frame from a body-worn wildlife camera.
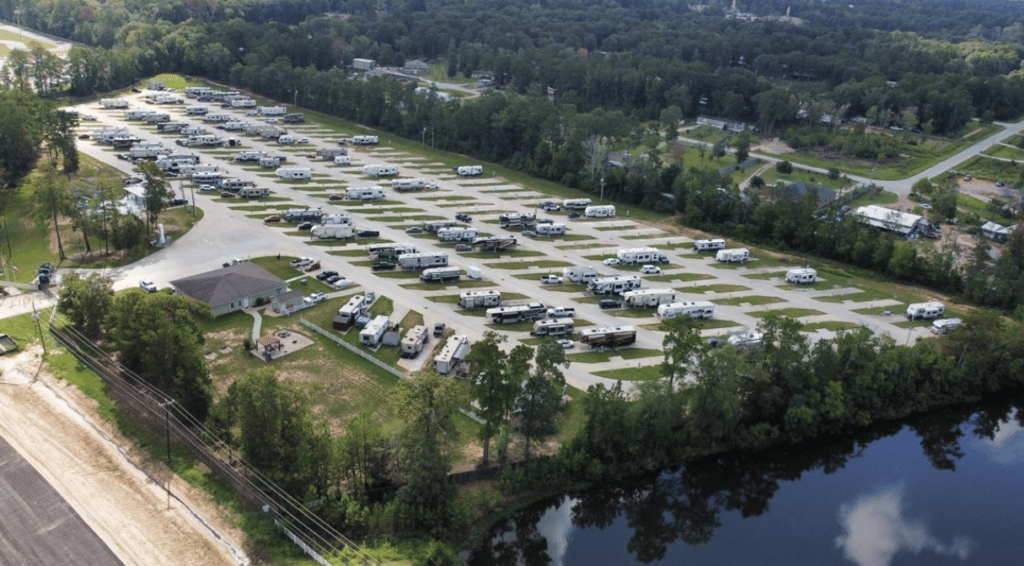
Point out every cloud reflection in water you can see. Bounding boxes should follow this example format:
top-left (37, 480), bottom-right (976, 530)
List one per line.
top-left (835, 484), bottom-right (971, 566)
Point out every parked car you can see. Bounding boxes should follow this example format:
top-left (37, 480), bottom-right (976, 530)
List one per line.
top-left (455, 244), bottom-right (472, 252)
top-left (455, 213), bottom-right (472, 222)
top-left (304, 292), bottom-right (327, 305)
top-left (357, 230), bottom-right (380, 238)
top-left (603, 258), bottom-right (620, 266)
top-left (297, 222), bottom-right (314, 231)
top-left (316, 270), bottom-right (339, 281)
top-left (556, 339), bottom-right (575, 349)
top-left (640, 264), bottom-right (661, 275)
top-left (290, 257), bottom-right (313, 268)
top-left (433, 322), bottom-right (447, 337)
top-left (139, 279), bottom-right (157, 293)
top-left (263, 215), bottom-right (281, 223)
top-left (371, 261), bottom-right (396, 271)
top-left (405, 226), bottom-right (424, 234)
top-left (541, 274), bottom-right (563, 284)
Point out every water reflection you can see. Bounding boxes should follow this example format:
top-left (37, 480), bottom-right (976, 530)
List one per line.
top-left (467, 392), bottom-right (1024, 564)
top-left (835, 484), bottom-right (972, 566)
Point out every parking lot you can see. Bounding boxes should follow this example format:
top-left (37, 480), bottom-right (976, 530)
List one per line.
top-left (67, 88), bottom-right (934, 391)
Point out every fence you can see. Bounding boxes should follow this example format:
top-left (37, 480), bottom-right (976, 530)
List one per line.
top-left (300, 317), bottom-right (485, 424)
top-left (48, 319), bottom-right (381, 566)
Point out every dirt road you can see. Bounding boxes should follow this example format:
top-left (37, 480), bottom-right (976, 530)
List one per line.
top-left (0, 346), bottom-right (248, 566)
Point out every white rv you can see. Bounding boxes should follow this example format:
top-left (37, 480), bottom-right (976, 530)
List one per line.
top-left (693, 238), bottom-right (727, 252)
top-left (657, 301), bottom-right (716, 319)
top-left (345, 186), bottom-right (385, 200)
top-left (905, 302), bottom-right (945, 320)
top-left (398, 252), bottom-right (449, 270)
top-left (716, 248), bottom-right (750, 263)
top-left (617, 247), bottom-right (663, 265)
top-left (563, 198), bottom-right (592, 210)
top-left (562, 266), bottom-right (600, 283)
top-left (786, 267), bottom-right (817, 284)
top-left (420, 267), bottom-right (461, 282)
top-left (459, 290), bottom-right (501, 309)
top-left (359, 315), bottom-right (390, 347)
top-left (622, 289), bottom-right (677, 308)
top-left (401, 325), bottom-right (430, 358)
top-left (587, 275), bottom-right (642, 295)
top-left (530, 318), bottom-right (576, 337)
top-left (536, 223), bottom-right (566, 236)
top-left (584, 205), bottom-right (616, 218)
top-left (362, 164), bottom-right (399, 177)
top-left (276, 167), bottom-right (312, 180)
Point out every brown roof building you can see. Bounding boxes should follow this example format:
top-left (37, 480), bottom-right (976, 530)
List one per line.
top-left (170, 262), bottom-right (288, 316)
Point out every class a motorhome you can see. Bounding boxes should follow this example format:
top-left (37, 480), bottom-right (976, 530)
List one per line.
top-left (785, 267), bottom-right (817, 284)
top-left (657, 301), bottom-right (715, 319)
top-left (693, 238), bottom-right (727, 252)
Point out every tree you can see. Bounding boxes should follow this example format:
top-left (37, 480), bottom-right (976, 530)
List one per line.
top-left (464, 331), bottom-right (521, 466)
top-left (390, 372), bottom-right (463, 528)
top-left (135, 161), bottom-right (170, 233)
top-left (27, 161), bottom-right (72, 260)
top-left (57, 272), bottom-right (114, 338)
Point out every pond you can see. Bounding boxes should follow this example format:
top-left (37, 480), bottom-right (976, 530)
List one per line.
top-left (466, 394), bottom-right (1024, 566)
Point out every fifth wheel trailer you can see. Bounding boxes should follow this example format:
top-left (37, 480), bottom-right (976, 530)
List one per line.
top-left (578, 325), bottom-right (637, 349)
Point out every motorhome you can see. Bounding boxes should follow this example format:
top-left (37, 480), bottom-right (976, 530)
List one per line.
top-left (419, 267), bottom-right (461, 282)
top-left (400, 326), bottom-right (429, 358)
top-left (362, 164), bottom-right (399, 177)
top-left (434, 335), bottom-right (470, 375)
top-left (584, 205), bottom-right (616, 218)
top-left (530, 318), bottom-right (576, 337)
top-left (310, 224), bottom-right (354, 240)
top-left (459, 290), bottom-right (501, 309)
top-left (578, 326), bottom-right (637, 349)
top-left (616, 247), bottom-right (663, 265)
top-left (536, 223), bottom-right (566, 236)
top-left (359, 315), bottom-right (390, 347)
top-left (345, 186), bottom-right (385, 200)
top-left (562, 266), bottom-right (600, 283)
top-left (352, 135), bottom-right (379, 145)
top-left (716, 248), bottom-right (750, 263)
top-left (785, 267), bottom-right (818, 284)
top-left (657, 301), bottom-right (716, 319)
top-left (905, 302), bottom-right (945, 320)
top-left (276, 167), bottom-right (312, 180)
top-left (622, 289), bottom-right (677, 308)
top-left (563, 198), bottom-right (592, 210)
top-left (398, 252), bottom-right (449, 270)
top-left (693, 238), bottom-right (727, 252)
top-left (455, 165), bottom-right (483, 176)
top-left (437, 227), bottom-right (479, 242)
top-left (587, 275), bottom-right (642, 295)
top-left (486, 303), bottom-right (547, 324)
top-left (930, 318), bottom-right (962, 335)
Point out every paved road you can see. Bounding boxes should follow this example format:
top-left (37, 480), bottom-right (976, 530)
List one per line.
top-left (44, 90), bottom-right (989, 390)
top-left (0, 434), bottom-right (124, 566)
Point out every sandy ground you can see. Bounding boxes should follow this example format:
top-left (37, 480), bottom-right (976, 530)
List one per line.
top-left (0, 345), bottom-right (249, 566)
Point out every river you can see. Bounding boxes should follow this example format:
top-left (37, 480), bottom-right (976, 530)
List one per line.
top-left (465, 395), bottom-right (1024, 565)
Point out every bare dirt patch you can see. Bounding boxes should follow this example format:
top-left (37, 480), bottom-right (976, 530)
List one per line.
top-left (0, 346), bottom-right (248, 566)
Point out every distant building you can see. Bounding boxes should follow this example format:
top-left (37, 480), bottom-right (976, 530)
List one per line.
top-left (170, 263), bottom-right (288, 316)
top-left (403, 59), bottom-right (429, 75)
top-left (352, 58), bottom-right (376, 71)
